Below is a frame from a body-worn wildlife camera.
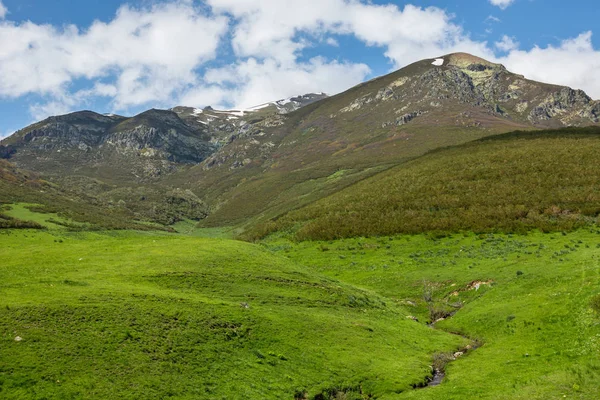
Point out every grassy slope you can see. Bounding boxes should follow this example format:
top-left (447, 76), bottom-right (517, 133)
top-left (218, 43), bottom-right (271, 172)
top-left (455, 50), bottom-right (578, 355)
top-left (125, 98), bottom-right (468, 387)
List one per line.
top-left (0, 229), bottom-right (464, 399)
top-left (247, 127), bottom-right (600, 241)
top-left (0, 160), bottom-right (157, 231)
top-left (264, 229), bottom-right (600, 399)
top-left (1, 191), bottom-right (599, 398)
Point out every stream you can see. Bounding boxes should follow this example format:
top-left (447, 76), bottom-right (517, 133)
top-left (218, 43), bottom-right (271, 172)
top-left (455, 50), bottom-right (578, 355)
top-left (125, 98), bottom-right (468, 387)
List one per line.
top-left (414, 316), bottom-right (481, 389)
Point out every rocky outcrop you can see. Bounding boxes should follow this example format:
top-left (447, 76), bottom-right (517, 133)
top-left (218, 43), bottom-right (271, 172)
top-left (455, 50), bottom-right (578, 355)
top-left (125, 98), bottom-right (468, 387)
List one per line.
top-left (106, 109), bottom-right (213, 164)
top-left (0, 145), bottom-right (16, 159)
top-left (332, 52), bottom-right (599, 129)
top-left (581, 101), bottom-right (600, 122)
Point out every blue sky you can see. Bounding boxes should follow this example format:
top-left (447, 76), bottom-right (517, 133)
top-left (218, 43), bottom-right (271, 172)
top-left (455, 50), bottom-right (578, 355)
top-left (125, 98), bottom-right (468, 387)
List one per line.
top-left (0, 0), bottom-right (599, 138)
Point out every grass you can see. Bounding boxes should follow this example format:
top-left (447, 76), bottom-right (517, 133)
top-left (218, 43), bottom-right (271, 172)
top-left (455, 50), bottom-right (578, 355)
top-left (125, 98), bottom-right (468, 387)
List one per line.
top-left (245, 127), bottom-right (600, 241)
top-left (261, 229), bottom-right (600, 399)
top-left (0, 229), bottom-right (466, 399)
top-left (3, 225), bottom-right (599, 398)
top-left (2, 203), bottom-right (88, 231)
top-left (0, 160), bottom-right (163, 231)
top-left (171, 219), bottom-right (239, 238)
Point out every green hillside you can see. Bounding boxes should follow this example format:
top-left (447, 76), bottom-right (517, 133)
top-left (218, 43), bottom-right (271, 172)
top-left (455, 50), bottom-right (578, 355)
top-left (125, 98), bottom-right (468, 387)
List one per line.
top-left (0, 160), bottom-right (154, 231)
top-left (247, 127), bottom-right (600, 241)
top-left (0, 230), bottom-right (463, 399)
top-left (263, 229), bottom-right (600, 399)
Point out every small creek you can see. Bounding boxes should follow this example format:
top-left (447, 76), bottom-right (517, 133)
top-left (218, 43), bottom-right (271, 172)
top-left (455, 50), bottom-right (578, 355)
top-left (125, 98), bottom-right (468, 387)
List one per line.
top-left (414, 316), bottom-right (481, 389)
top-left (427, 368), bottom-right (445, 387)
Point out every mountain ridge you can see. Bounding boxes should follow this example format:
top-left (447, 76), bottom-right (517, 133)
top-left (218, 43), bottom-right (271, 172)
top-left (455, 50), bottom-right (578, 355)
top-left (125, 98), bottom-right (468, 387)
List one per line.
top-left (2, 52), bottom-right (599, 228)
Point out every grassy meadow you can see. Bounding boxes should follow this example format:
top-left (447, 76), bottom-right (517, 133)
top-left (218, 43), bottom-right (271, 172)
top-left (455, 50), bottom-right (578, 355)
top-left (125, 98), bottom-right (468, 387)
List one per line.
top-left (1, 210), bottom-right (599, 398)
top-left (264, 229), bottom-right (600, 399)
top-left (0, 226), bottom-right (465, 399)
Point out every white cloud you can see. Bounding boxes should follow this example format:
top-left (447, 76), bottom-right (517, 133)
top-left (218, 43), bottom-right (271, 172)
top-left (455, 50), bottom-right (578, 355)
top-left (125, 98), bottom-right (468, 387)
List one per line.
top-left (495, 35), bottom-right (519, 52)
top-left (498, 32), bottom-right (600, 99)
top-left (206, 1), bottom-right (494, 70)
top-left (0, 2), bottom-right (6, 20)
top-left (326, 37), bottom-right (339, 47)
top-left (485, 15), bottom-right (501, 23)
top-left (193, 57), bottom-right (370, 109)
top-left (0, 2), bottom-right (228, 116)
top-left (489, 0), bottom-right (515, 10)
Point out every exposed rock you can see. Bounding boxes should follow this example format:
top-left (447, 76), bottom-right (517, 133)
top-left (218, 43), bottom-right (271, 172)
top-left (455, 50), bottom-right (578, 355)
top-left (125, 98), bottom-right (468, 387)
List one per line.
top-left (515, 101), bottom-right (529, 113)
top-left (339, 95), bottom-right (374, 113)
top-left (529, 88), bottom-right (592, 123)
top-left (580, 101), bottom-right (600, 122)
top-left (396, 111), bottom-right (427, 126)
top-left (0, 144), bottom-right (16, 159)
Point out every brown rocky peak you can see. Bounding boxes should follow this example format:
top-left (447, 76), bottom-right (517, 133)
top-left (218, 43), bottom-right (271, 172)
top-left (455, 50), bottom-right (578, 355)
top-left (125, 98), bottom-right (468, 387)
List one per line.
top-left (438, 53), bottom-right (505, 71)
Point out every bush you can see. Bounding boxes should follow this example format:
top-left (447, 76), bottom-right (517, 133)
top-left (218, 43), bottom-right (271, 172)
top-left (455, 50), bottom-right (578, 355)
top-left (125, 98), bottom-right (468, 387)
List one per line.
top-left (245, 128), bottom-right (600, 241)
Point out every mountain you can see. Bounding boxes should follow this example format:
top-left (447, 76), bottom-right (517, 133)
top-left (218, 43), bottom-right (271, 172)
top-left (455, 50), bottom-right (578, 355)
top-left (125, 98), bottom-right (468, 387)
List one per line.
top-left (1, 109), bottom-right (215, 180)
top-left (1, 53), bottom-right (599, 228)
top-left (170, 93), bottom-right (328, 148)
top-left (172, 53), bottom-right (600, 227)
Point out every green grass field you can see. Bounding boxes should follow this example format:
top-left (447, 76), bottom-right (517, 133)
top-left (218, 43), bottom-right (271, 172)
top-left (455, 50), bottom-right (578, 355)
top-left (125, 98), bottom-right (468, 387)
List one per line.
top-left (1, 228), bottom-right (468, 399)
top-left (2, 220), bottom-right (599, 398)
top-left (263, 230), bottom-right (600, 399)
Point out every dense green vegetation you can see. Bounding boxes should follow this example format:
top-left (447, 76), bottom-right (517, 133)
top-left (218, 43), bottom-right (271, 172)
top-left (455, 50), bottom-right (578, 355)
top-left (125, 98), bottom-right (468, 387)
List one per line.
top-left (2, 224), bottom-right (600, 398)
top-left (0, 160), bottom-right (162, 231)
top-left (0, 213), bottom-right (44, 229)
top-left (263, 229), bottom-right (600, 399)
top-left (0, 160), bottom-right (209, 231)
top-left (246, 128), bottom-right (600, 241)
top-left (0, 228), bottom-right (466, 399)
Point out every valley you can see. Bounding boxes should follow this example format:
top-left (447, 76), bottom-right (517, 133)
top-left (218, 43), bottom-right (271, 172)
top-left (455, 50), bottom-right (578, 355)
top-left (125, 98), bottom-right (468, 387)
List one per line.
top-left (1, 52), bottom-right (600, 399)
top-left (1, 212), bottom-right (599, 398)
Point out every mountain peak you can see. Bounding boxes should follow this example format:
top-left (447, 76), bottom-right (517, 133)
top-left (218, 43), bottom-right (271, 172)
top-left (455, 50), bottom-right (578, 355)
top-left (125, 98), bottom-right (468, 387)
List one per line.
top-left (431, 53), bottom-right (505, 71)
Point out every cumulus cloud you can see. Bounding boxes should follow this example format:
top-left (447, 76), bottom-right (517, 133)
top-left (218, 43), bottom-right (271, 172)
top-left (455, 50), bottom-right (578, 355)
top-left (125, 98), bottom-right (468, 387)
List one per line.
top-left (206, 0), bottom-right (492, 68)
top-left (498, 32), bottom-right (600, 99)
top-left (0, 2), bottom-right (228, 114)
top-left (495, 35), bottom-right (519, 52)
top-left (0, 2), bottom-right (6, 20)
top-left (489, 0), bottom-right (515, 10)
